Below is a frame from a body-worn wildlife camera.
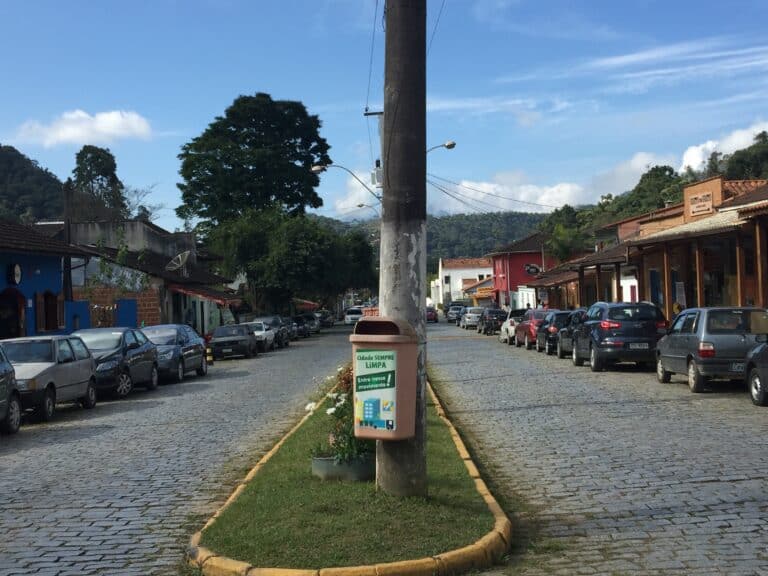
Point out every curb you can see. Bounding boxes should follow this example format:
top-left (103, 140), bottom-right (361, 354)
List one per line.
top-left (187, 382), bottom-right (512, 576)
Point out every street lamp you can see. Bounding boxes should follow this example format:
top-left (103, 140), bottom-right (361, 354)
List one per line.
top-left (311, 163), bottom-right (382, 201)
top-left (357, 203), bottom-right (380, 217)
top-left (426, 140), bottom-right (456, 154)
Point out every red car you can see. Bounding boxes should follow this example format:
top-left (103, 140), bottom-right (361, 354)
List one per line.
top-left (426, 306), bottom-right (439, 323)
top-left (514, 308), bottom-right (550, 349)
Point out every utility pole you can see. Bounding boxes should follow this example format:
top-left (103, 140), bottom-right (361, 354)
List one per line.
top-left (63, 178), bottom-right (73, 301)
top-left (377, 0), bottom-right (427, 497)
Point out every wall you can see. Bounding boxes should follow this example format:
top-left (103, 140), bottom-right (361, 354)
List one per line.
top-left (71, 221), bottom-right (196, 261)
top-left (0, 252), bottom-right (63, 336)
top-left (437, 262), bottom-right (492, 305)
top-left (492, 252), bottom-right (558, 302)
top-left (682, 177), bottom-right (723, 223)
top-left (73, 285), bottom-right (162, 328)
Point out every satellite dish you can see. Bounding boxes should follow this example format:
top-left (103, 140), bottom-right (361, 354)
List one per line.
top-left (165, 250), bottom-right (190, 272)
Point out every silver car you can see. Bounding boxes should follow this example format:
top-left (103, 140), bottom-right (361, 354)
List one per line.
top-left (0, 335), bottom-right (97, 421)
top-left (459, 307), bottom-right (485, 329)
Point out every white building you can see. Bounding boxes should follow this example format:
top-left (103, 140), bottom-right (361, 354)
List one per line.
top-left (436, 257), bottom-right (493, 306)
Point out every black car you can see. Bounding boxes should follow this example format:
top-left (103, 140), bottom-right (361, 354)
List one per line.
top-left (745, 333), bottom-right (768, 406)
top-left (477, 308), bottom-right (506, 335)
top-left (554, 308), bottom-right (586, 358)
top-left (571, 302), bottom-right (667, 372)
top-left (0, 345), bottom-right (20, 434)
top-left (535, 310), bottom-right (572, 354)
top-left (281, 316), bottom-right (298, 340)
top-left (142, 324), bottom-right (208, 382)
top-left (254, 315), bottom-right (290, 348)
top-left (293, 315), bottom-right (310, 338)
top-left (316, 310), bottom-right (335, 328)
top-left (73, 327), bottom-right (159, 397)
top-left (209, 324), bottom-right (257, 359)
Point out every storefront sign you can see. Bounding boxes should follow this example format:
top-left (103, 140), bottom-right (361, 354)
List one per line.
top-left (354, 349), bottom-right (397, 431)
top-left (476, 286), bottom-right (495, 297)
top-left (689, 192), bottom-right (713, 216)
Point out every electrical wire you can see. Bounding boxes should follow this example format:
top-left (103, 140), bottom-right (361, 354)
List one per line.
top-left (427, 179), bottom-right (490, 214)
top-left (428, 173), bottom-right (558, 209)
top-left (427, 0), bottom-right (447, 57)
top-left (428, 178), bottom-right (510, 212)
top-left (364, 0), bottom-right (380, 166)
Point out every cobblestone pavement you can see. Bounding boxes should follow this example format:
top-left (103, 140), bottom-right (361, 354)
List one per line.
top-left (428, 321), bottom-right (768, 576)
top-left (0, 326), bottom-right (354, 576)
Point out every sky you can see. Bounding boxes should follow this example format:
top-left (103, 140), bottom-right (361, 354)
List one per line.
top-left (2, 0), bottom-right (768, 231)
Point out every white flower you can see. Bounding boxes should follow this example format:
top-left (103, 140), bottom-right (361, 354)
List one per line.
top-left (337, 365), bottom-right (343, 372)
top-left (336, 396), bottom-right (346, 406)
top-left (326, 392), bottom-right (339, 400)
top-left (326, 407), bottom-right (337, 415)
top-left (305, 402), bottom-right (317, 412)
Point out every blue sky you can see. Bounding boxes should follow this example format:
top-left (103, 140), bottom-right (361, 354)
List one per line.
top-left (2, 0), bottom-right (768, 231)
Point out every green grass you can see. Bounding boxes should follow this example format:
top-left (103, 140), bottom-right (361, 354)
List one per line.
top-left (199, 395), bottom-right (494, 569)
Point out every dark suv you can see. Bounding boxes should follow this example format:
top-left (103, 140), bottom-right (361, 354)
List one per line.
top-left (571, 302), bottom-right (666, 372)
top-left (477, 308), bottom-right (506, 335)
top-left (535, 310), bottom-right (572, 354)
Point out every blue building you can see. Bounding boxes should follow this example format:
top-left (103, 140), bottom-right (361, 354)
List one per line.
top-left (0, 221), bottom-right (89, 339)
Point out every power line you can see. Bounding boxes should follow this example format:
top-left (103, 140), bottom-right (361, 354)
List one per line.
top-left (364, 0), bottom-right (380, 165)
top-left (427, 0), bottom-right (447, 57)
top-left (428, 178), bottom-right (510, 212)
top-left (428, 173), bottom-right (558, 209)
top-left (427, 179), bottom-right (489, 214)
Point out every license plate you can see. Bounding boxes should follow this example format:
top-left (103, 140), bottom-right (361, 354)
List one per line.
top-left (629, 343), bottom-right (649, 350)
top-left (223, 348), bottom-right (232, 353)
top-left (730, 362), bottom-right (745, 372)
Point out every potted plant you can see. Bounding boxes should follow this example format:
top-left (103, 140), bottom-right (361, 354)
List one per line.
top-left (310, 365), bottom-right (375, 481)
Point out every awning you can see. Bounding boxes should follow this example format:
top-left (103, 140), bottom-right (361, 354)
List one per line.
top-left (293, 298), bottom-right (320, 311)
top-left (168, 284), bottom-right (242, 306)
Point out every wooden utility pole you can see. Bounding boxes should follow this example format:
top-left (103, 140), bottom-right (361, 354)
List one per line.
top-left (377, 0), bottom-right (427, 497)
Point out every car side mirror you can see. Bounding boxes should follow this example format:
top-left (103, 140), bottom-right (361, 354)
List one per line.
top-left (127, 342), bottom-right (140, 351)
top-left (756, 333), bottom-right (768, 344)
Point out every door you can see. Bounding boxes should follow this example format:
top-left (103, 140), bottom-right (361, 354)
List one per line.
top-left (133, 330), bottom-right (154, 381)
top-left (0, 348), bottom-right (11, 417)
top-left (69, 337), bottom-right (93, 396)
top-left (186, 326), bottom-right (204, 368)
top-left (123, 330), bottom-right (144, 382)
top-left (55, 339), bottom-right (77, 401)
top-left (662, 313), bottom-right (686, 373)
top-left (178, 327), bottom-right (195, 370)
top-left (577, 306), bottom-right (601, 354)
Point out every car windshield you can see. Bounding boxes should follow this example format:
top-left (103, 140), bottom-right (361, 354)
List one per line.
top-left (608, 305), bottom-right (662, 321)
top-left (533, 310), bottom-right (547, 320)
top-left (346, 309), bottom-right (362, 315)
top-left (2, 340), bottom-right (54, 363)
top-left (553, 312), bottom-right (571, 327)
top-left (76, 331), bottom-right (123, 350)
top-left (249, 322), bottom-right (266, 332)
top-left (468, 308), bottom-right (484, 314)
top-left (213, 325), bottom-right (242, 337)
top-left (142, 327), bottom-right (178, 345)
top-left (487, 309), bottom-right (505, 318)
top-left (707, 309), bottom-right (768, 333)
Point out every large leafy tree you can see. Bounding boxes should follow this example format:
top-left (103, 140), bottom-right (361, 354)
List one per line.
top-left (72, 145), bottom-right (128, 220)
top-left (725, 131), bottom-right (768, 179)
top-left (176, 93), bottom-right (331, 224)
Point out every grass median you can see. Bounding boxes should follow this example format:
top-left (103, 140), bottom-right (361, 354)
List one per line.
top-left (198, 388), bottom-right (494, 569)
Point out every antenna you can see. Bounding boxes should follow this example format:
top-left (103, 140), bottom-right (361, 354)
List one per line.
top-left (165, 250), bottom-right (190, 275)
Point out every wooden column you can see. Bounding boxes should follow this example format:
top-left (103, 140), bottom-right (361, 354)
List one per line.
top-left (595, 267), bottom-right (603, 302)
top-left (636, 254), bottom-right (646, 302)
top-left (736, 233), bottom-right (745, 306)
top-left (694, 240), bottom-right (705, 307)
top-left (614, 262), bottom-right (622, 302)
top-left (662, 244), bottom-right (672, 320)
top-left (757, 219), bottom-right (767, 308)
top-left (578, 266), bottom-right (585, 307)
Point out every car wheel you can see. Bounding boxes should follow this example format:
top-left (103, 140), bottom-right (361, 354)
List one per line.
top-left (1, 394), bottom-right (21, 434)
top-left (688, 359), bottom-right (705, 393)
top-left (535, 338), bottom-right (543, 353)
top-left (656, 357), bottom-right (671, 383)
top-left (115, 372), bottom-right (133, 398)
top-left (146, 365), bottom-right (159, 390)
top-left (80, 379), bottom-right (97, 409)
top-left (175, 360), bottom-right (185, 383)
top-left (196, 356), bottom-right (208, 376)
top-left (284, 337), bottom-right (290, 348)
top-left (545, 340), bottom-right (552, 355)
top-left (38, 387), bottom-right (56, 422)
top-left (572, 343), bottom-right (584, 366)
top-left (515, 333), bottom-right (522, 347)
top-left (589, 345), bottom-right (604, 372)
top-left (556, 339), bottom-right (565, 359)
top-left (748, 368), bottom-right (767, 406)
top-left (524, 334), bottom-right (532, 350)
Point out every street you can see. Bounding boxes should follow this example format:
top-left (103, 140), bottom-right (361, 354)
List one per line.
top-left (428, 321), bottom-right (768, 575)
top-left (0, 327), bottom-right (354, 576)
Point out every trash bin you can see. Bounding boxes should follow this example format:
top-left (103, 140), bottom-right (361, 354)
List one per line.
top-left (350, 316), bottom-right (418, 440)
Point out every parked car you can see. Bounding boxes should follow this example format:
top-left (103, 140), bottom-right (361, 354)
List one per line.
top-left (344, 308), bottom-right (363, 325)
top-left (293, 315), bottom-right (311, 338)
top-left (499, 308), bottom-right (528, 345)
top-left (303, 313), bottom-right (321, 334)
top-left (455, 306), bottom-right (468, 326)
top-left (657, 307), bottom-right (768, 393)
top-left (514, 308), bottom-right (549, 349)
top-left (247, 321), bottom-right (276, 352)
top-left (554, 308), bottom-right (587, 358)
top-left (0, 345), bottom-right (21, 434)
top-left (446, 305), bottom-right (464, 322)
top-left (141, 324), bottom-right (208, 382)
top-left (459, 307), bottom-right (484, 329)
top-left (73, 328), bottom-right (159, 397)
top-left (426, 306), bottom-right (439, 323)
top-left (209, 324), bottom-right (258, 360)
top-left (535, 310), bottom-right (571, 354)
top-left (477, 308), bottom-right (506, 335)
top-left (316, 309), bottom-right (335, 328)
top-left (281, 316), bottom-right (298, 340)
top-left (572, 302), bottom-right (666, 372)
top-left (254, 315), bottom-right (290, 348)
top-left (745, 333), bottom-right (768, 406)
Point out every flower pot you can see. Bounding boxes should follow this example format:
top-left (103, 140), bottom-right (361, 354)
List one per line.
top-left (311, 454), bottom-right (375, 482)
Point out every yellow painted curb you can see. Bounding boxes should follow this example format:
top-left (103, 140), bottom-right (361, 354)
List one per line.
top-left (187, 380), bottom-right (512, 576)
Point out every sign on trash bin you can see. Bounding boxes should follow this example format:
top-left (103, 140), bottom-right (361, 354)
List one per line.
top-left (355, 349), bottom-right (397, 431)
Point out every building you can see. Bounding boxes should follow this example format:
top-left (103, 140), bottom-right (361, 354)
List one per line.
top-left (435, 257), bottom-right (492, 306)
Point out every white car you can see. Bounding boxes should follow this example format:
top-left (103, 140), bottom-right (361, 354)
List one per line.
top-left (247, 322), bottom-right (276, 352)
top-left (344, 308), bottom-right (363, 325)
top-left (499, 308), bottom-right (528, 345)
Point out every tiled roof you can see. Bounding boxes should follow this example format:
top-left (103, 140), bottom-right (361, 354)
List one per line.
top-left (565, 242), bottom-right (637, 268)
top-left (527, 269), bottom-right (578, 287)
top-left (720, 183), bottom-right (768, 208)
top-left (630, 210), bottom-right (747, 245)
top-left (463, 276), bottom-right (494, 291)
top-left (724, 180), bottom-right (768, 198)
top-left (486, 231), bottom-right (547, 256)
top-left (442, 257), bottom-right (492, 269)
top-left (0, 220), bottom-right (90, 256)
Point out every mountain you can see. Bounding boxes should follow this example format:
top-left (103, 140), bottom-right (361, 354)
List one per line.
top-left (0, 144), bottom-right (63, 222)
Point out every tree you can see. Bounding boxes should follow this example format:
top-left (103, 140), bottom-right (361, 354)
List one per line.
top-left (725, 131), bottom-right (768, 180)
top-left (176, 93), bottom-right (332, 224)
top-left (72, 145), bottom-right (128, 220)
top-left (125, 185), bottom-right (164, 222)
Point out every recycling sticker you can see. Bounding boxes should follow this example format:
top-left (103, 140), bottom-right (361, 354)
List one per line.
top-left (354, 349), bottom-right (397, 431)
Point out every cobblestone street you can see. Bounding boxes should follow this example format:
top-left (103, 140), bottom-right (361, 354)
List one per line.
top-left (0, 327), bottom-right (354, 576)
top-left (428, 321), bottom-right (768, 576)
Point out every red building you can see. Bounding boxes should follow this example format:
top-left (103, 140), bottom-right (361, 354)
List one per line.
top-left (486, 232), bottom-right (558, 308)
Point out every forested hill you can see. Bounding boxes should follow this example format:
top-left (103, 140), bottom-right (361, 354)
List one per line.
top-left (0, 145), bottom-right (63, 222)
top-left (426, 211), bottom-right (544, 273)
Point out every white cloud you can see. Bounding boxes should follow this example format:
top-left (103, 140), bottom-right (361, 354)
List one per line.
top-left (333, 170), bottom-right (381, 219)
top-left (680, 121), bottom-right (768, 171)
top-left (16, 109), bottom-right (152, 147)
top-left (590, 151), bottom-right (677, 198)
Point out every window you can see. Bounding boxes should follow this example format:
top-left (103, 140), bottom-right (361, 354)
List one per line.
top-left (69, 338), bottom-right (90, 360)
top-left (587, 306), bottom-right (602, 320)
top-left (124, 331), bottom-right (138, 347)
top-left (681, 313), bottom-right (697, 334)
top-left (133, 330), bottom-right (148, 345)
top-left (670, 314), bottom-right (687, 333)
top-left (57, 339), bottom-right (74, 363)
top-left (444, 275), bottom-right (450, 285)
top-left (478, 274), bottom-right (484, 280)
